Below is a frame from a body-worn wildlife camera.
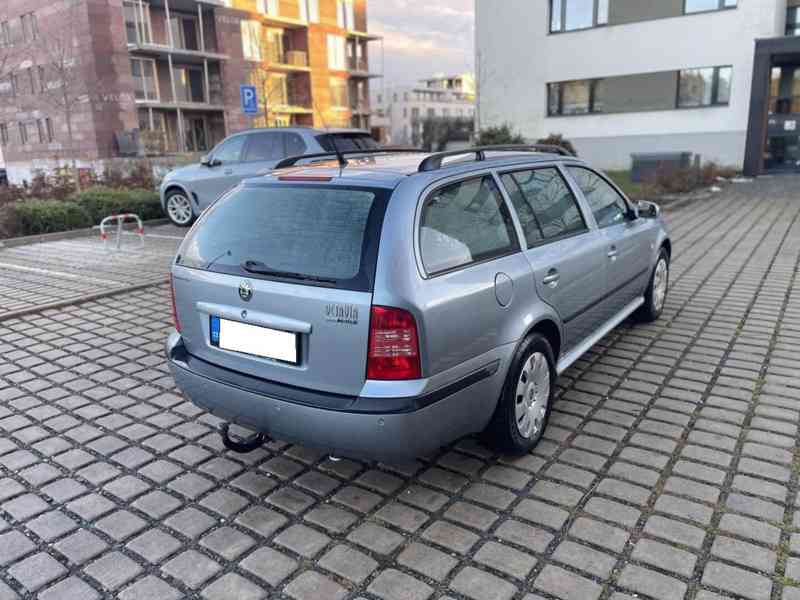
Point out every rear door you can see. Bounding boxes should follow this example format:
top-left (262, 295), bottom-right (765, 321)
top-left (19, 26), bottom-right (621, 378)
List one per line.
top-left (497, 166), bottom-right (607, 352)
top-left (195, 134), bottom-right (248, 210)
top-left (566, 166), bottom-right (653, 319)
top-left (172, 181), bottom-right (389, 396)
top-left (241, 130), bottom-right (308, 174)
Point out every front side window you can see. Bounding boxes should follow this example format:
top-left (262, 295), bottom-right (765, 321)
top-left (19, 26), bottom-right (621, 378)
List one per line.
top-left (212, 135), bottom-right (246, 163)
top-left (420, 176), bottom-right (518, 275)
top-left (568, 167), bottom-right (629, 228)
top-left (685, 0), bottom-right (736, 14)
top-left (678, 66), bottom-right (732, 108)
top-left (501, 168), bottom-right (587, 244)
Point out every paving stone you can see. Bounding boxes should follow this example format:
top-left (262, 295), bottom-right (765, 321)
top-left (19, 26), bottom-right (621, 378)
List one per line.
top-left (26, 510), bottom-right (77, 541)
top-left (0, 530), bottom-right (36, 565)
top-left (8, 552), bottom-right (66, 592)
top-left (701, 561), bottom-right (772, 600)
top-left (275, 524), bottom-right (330, 558)
top-left (118, 576), bottom-right (182, 600)
top-left (241, 547), bottom-right (298, 586)
top-left (285, 570), bottom-right (347, 600)
top-left (131, 490), bottom-right (182, 519)
top-left (553, 540), bottom-right (617, 579)
top-left (165, 507), bottom-right (216, 539)
top-left (95, 510), bottom-right (147, 541)
top-left (38, 576), bottom-right (99, 600)
top-left (644, 515), bottom-right (706, 549)
top-left (126, 529), bottom-right (182, 563)
top-left (711, 536), bottom-right (776, 573)
top-left (535, 564), bottom-right (602, 600)
top-left (53, 529), bottom-right (108, 565)
top-left (200, 573), bottom-right (266, 600)
top-left (162, 550), bottom-right (221, 589)
top-left (654, 494), bottom-right (714, 525)
top-left (445, 501), bottom-right (499, 531)
top-left (632, 538), bottom-right (697, 577)
top-left (235, 506), bottom-right (288, 538)
top-left (84, 551), bottom-right (142, 591)
top-left (319, 544), bottom-right (378, 583)
top-left (348, 522), bottom-right (405, 555)
top-left (619, 564), bottom-right (686, 600)
top-left (450, 566), bottom-right (518, 600)
top-left (369, 569), bottom-right (433, 600)
top-left (474, 541), bottom-right (536, 580)
top-left (585, 497), bottom-right (641, 527)
top-left (398, 542), bottom-right (458, 581)
top-left (569, 517), bottom-right (630, 553)
top-left (495, 519), bottom-right (553, 553)
top-left (719, 514), bottom-right (781, 546)
top-left (422, 520), bottom-right (479, 554)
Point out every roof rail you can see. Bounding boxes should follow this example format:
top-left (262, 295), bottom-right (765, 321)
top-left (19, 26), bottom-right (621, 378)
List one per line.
top-left (417, 144), bottom-right (574, 173)
top-left (274, 147), bottom-right (422, 170)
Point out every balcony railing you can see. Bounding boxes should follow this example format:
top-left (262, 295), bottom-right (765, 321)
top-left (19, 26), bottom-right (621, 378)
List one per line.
top-left (348, 57), bottom-right (368, 72)
top-left (350, 99), bottom-right (369, 113)
top-left (266, 47), bottom-right (308, 68)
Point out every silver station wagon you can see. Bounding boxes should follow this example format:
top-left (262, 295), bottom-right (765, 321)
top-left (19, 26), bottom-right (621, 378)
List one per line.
top-left (166, 145), bottom-right (671, 461)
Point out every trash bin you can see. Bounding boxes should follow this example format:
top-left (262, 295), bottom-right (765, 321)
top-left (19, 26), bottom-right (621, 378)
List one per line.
top-left (630, 152), bottom-right (692, 183)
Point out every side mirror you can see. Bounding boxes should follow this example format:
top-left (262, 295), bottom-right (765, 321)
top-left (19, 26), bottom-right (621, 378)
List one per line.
top-left (637, 200), bottom-right (661, 219)
top-left (201, 155), bottom-right (219, 167)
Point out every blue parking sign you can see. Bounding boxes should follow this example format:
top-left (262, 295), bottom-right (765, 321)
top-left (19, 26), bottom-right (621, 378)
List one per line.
top-left (240, 85), bottom-right (258, 114)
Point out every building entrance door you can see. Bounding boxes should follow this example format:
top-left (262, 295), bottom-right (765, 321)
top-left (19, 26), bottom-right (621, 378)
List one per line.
top-left (765, 65), bottom-right (800, 172)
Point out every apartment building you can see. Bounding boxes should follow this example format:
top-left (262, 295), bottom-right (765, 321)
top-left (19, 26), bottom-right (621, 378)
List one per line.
top-left (0, 0), bottom-right (379, 184)
top-left (476, 0), bottom-right (800, 175)
top-left (372, 73), bottom-right (475, 146)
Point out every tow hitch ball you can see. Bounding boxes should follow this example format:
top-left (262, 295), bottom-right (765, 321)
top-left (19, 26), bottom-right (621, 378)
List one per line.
top-left (220, 423), bottom-right (267, 453)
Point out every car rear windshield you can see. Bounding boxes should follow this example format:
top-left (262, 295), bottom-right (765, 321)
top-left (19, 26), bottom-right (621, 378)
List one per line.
top-left (177, 184), bottom-right (390, 292)
top-left (316, 133), bottom-right (379, 152)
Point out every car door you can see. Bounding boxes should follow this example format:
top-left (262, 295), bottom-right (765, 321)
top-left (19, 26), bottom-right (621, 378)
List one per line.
top-left (566, 166), bottom-right (653, 320)
top-left (241, 130), bottom-right (308, 175)
top-left (414, 174), bottom-right (535, 378)
top-left (195, 134), bottom-right (248, 210)
top-left (497, 165), bottom-right (607, 353)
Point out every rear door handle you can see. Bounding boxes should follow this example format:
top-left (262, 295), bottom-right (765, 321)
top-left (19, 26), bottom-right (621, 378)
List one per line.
top-left (608, 247), bottom-right (618, 260)
top-left (543, 270), bottom-right (560, 288)
top-left (224, 169), bottom-right (234, 175)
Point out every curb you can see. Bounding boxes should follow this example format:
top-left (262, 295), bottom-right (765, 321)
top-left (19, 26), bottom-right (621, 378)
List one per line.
top-left (0, 277), bottom-right (168, 322)
top-left (0, 218), bottom-right (170, 249)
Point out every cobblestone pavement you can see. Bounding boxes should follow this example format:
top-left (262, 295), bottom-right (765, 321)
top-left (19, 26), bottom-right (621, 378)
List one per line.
top-left (0, 178), bottom-right (798, 600)
top-left (0, 230), bottom-right (182, 317)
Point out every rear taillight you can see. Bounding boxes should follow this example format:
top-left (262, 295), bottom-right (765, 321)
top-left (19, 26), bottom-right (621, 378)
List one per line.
top-left (169, 274), bottom-right (181, 333)
top-left (367, 306), bottom-right (421, 380)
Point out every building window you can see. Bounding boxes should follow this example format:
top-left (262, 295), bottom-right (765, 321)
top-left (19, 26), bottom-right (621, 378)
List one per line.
top-left (548, 65), bottom-right (732, 116)
top-left (10, 73), bottom-right (18, 97)
top-left (27, 67), bottom-right (35, 95)
top-left (173, 65), bottom-right (205, 103)
top-left (19, 122), bottom-right (28, 144)
top-left (36, 119), bottom-right (45, 143)
top-left (299, 0), bottom-right (319, 23)
top-left (788, 7), bottom-right (800, 36)
top-left (330, 77), bottom-right (348, 108)
top-left (684, 0), bottom-right (736, 14)
top-left (169, 14), bottom-right (200, 50)
top-left (336, 0), bottom-right (355, 30)
top-left (130, 58), bottom-right (159, 101)
top-left (38, 66), bottom-right (45, 93)
top-left (123, 1), bottom-right (152, 45)
top-left (327, 35), bottom-right (346, 70)
top-left (20, 13), bottom-right (38, 42)
top-left (257, 0), bottom-right (279, 16)
top-left (550, 0), bottom-right (608, 33)
top-left (678, 66), bottom-right (732, 108)
top-left (0, 123), bottom-right (7, 145)
top-left (45, 117), bottom-right (54, 142)
top-left (241, 20), bottom-right (262, 61)
top-left (0, 21), bottom-right (10, 47)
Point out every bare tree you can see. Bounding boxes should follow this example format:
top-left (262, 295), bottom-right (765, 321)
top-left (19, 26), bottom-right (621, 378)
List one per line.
top-left (38, 0), bottom-right (90, 191)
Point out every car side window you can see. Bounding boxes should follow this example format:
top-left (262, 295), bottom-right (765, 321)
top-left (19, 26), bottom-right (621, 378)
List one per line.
top-left (244, 132), bottom-right (284, 161)
top-left (212, 135), bottom-right (246, 164)
top-left (420, 176), bottom-right (519, 275)
top-left (568, 167), bottom-right (630, 228)
top-left (285, 132), bottom-right (307, 157)
top-left (500, 167), bottom-right (587, 244)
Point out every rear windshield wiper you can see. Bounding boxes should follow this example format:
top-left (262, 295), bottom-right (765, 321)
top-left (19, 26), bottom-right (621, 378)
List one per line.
top-left (241, 260), bottom-right (337, 285)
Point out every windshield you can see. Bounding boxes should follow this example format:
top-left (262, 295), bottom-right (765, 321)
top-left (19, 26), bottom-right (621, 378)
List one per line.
top-left (178, 184), bottom-right (389, 292)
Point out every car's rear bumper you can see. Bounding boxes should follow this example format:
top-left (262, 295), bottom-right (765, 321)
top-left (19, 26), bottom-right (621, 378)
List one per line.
top-left (165, 332), bottom-right (502, 462)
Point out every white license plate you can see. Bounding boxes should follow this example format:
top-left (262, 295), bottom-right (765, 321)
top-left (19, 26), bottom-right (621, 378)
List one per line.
top-left (215, 317), bottom-right (298, 364)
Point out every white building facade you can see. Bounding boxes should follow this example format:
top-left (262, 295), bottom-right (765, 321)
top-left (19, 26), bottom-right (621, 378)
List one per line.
top-left (372, 74), bottom-right (475, 146)
top-left (476, 0), bottom-right (800, 174)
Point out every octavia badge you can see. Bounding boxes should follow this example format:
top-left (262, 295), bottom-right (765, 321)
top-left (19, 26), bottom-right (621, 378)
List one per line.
top-left (239, 280), bottom-right (253, 302)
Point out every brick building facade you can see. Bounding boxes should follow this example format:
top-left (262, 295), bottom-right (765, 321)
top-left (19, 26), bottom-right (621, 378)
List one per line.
top-left (0, 0), bottom-right (379, 184)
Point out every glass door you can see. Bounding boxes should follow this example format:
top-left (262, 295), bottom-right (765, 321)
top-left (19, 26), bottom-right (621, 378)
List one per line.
top-left (765, 65), bottom-right (800, 172)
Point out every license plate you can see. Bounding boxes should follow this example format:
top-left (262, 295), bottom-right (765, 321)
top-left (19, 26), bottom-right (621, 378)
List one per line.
top-left (210, 316), bottom-right (298, 364)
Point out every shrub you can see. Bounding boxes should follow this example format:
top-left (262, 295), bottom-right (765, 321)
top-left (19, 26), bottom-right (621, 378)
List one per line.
top-left (536, 133), bottom-right (577, 157)
top-left (475, 124), bottom-right (526, 146)
top-left (69, 187), bottom-right (162, 223)
top-left (12, 200), bottom-right (92, 235)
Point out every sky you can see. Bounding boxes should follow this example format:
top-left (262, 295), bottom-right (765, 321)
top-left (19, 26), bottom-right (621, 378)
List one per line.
top-left (368, 0), bottom-right (475, 89)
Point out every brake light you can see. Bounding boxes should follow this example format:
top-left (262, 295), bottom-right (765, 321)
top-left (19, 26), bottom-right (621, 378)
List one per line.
top-left (367, 306), bottom-right (421, 380)
top-left (169, 274), bottom-right (181, 333)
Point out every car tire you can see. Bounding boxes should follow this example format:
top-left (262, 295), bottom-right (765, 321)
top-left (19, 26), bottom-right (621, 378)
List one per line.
top-left (483, 333), bottom-right (555, 455)
top-left (164, 189), bottom-right (195, 227)
top-left (637, 248), bottom-right (670, 322)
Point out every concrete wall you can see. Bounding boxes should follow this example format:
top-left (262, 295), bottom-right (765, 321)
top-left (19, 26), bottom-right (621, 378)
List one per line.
top-left (476, 0), bottom-right (785, 169)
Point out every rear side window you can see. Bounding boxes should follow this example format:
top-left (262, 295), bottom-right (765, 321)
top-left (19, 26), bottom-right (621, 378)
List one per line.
top-left (568, 167), bottom-right (629, 228)
top-left (317, 133), bottom-right (379, 152)
top-left (244, 131), bottom-right (284, 161)
top-left (420, 176), bottom-right (519, 275)
top-left (178, 185), bottom-right (389, 292)
top-left (285, 132), bottom-right (307, 156)
top-left (500, 168), bottom-right (587, 244)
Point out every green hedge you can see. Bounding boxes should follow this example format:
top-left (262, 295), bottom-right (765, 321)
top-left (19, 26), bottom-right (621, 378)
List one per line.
top-left (13, 200), bottom-right (93, 235)
top-left (69, 187), bottom-right (162, 223)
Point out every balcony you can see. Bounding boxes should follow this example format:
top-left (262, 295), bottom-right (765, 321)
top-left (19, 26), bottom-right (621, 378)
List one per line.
top-left (350, 98), bottom-right (370, 114)
top-left (265, 48), bottom-right (310, 72)
top-left (347, 57), bottom-right (380, 79)
top-left (270, 91), bottom-right (313, 115)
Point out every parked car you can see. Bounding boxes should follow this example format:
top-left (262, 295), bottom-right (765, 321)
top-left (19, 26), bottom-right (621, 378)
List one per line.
top-left (159, 127), bottom-right (379, 226)
top-left (166, 145), bottom-right (671, 461)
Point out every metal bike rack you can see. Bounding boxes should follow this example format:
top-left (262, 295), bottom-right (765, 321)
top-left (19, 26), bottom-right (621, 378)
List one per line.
top-left (100, 214), bottom-right (144, 250)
